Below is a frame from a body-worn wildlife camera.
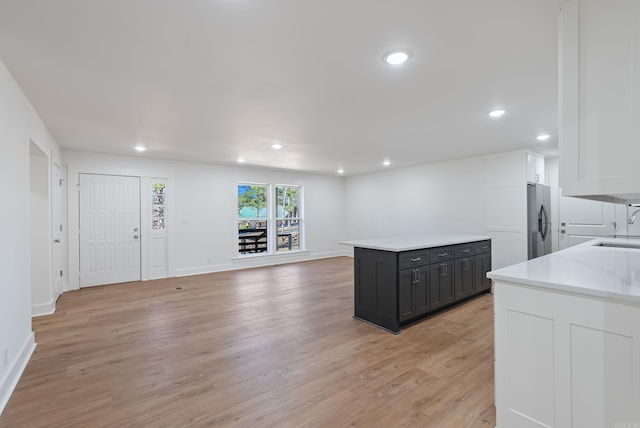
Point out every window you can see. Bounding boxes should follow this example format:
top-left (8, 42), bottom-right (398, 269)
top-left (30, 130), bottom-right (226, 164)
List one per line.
top-left (275, 185), bottom-right (301, 252)
top-left (237, 183), bottom-right (303, 255)
top-left (151, 183), bottom-right (166, 230)
top-left (237, 184), bottom-right (268, 254)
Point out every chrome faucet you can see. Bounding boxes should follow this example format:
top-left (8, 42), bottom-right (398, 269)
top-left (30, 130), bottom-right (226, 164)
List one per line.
top-left (627, 206), bottom-right (640, 224)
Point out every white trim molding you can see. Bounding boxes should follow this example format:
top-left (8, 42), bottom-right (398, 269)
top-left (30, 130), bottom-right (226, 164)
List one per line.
top-left (32, 300), bottom-right (56, 317)
top-left (0, 333), bottom-right (36, 416)
top-left (176, 250), bottom-right (347, 277)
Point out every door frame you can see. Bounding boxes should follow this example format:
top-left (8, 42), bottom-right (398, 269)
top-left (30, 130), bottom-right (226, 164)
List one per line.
top-left (67, 163), bottom-right (175, 290)
top-left (51, 160), bottom-right (64, 298)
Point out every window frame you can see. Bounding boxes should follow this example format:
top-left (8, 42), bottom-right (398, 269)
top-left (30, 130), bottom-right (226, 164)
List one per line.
top-left (274, 184), bottom-right (304, 253)
top-left (237, 182), bottom-right (269, 255)
top-left (236, 182), bottom-right (304, 257)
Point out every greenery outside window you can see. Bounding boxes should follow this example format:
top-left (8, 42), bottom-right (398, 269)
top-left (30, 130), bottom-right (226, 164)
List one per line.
top-left (237, 184), bottom-right (268, 254)
top-left (275, 185), bottom-right (301, 252)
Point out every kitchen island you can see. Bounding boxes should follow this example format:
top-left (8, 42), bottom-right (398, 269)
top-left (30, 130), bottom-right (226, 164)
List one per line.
top-left (340, 234), bottom-right (492, 333)
top-left (488, 237), bottom-right (640, 428)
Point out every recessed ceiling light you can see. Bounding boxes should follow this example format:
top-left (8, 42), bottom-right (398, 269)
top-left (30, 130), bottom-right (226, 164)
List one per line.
top-left (134, 145), bottom-right (146, 152)
top-left (337, 169), bottom-right (344, 174)
top-left (536, 134), bottom-right (551, 142)
top-left (383, 49), bottom-right (412, 65)
top-left (489, 109), bottom-right (506, 118)
top-left (382, 160), bottom-right (391, 166)
top-left (271, 143), bottom-right (283, 150)
top-left (237, 158), bottom-right (246, 163)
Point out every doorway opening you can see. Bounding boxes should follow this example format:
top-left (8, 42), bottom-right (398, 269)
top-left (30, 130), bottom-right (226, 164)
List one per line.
top-left (29, 141), bottom-right (52, 315)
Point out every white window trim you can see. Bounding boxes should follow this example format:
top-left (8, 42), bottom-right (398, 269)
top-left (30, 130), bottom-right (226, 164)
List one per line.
top-left (274, 184), bottom-right (304, 253)
top-left (236, 182), bottom-right (304, 257)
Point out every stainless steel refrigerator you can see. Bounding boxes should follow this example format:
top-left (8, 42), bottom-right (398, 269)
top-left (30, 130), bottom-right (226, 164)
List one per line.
top-left (527, 183), bottom-right (552, 259)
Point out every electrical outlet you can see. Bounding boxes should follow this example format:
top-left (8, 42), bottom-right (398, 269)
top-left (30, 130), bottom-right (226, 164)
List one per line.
top-left (3, 348), bottom-right (7, 367)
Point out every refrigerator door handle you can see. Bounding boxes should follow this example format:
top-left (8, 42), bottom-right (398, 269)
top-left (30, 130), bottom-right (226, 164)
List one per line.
top-left (541, 204), bottom-right (549, 241)
top-left (538, 206), bottom-right (543, 234)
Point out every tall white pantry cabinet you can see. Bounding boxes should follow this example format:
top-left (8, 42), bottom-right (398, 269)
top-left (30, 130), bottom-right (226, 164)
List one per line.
top-left (559, 0), bottom-right (640, 204)
top-left (481, 150), bottom-right (544, 270)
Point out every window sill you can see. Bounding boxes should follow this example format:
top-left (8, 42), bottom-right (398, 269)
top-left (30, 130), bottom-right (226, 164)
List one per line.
top-left (232, 250), bottom-right (310, 262)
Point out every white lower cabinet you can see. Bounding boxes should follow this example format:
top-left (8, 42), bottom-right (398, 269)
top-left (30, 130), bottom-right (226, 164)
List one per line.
top-left (494, 282), bottom-right (640, 428)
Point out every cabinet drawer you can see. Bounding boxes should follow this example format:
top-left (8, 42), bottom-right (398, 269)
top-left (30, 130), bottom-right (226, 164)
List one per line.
top-left (399, 250), bottom-right (429, 269)
top-left (474, 240), bottom-right (491, 255)
top-left (454, 243), bottom-right (475, 258)
top-left (429, 246), bottom-right (454, 263)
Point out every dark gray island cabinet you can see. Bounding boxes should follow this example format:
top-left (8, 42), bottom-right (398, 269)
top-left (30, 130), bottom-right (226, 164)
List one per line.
top-left (342, 236), bottom-right (491, 333)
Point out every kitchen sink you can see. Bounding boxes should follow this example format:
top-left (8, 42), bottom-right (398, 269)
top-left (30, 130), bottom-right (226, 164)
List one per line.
top-left (593, 241), bottom-right (640, 249)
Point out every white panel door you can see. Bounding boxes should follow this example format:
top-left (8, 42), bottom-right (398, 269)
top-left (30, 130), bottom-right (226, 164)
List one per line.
top-left (558, 189), bottom-right (617, 249)
top-left (52, 162), bottom-right (64, 295)
top-left (80, 174), bottom-right (141, 287)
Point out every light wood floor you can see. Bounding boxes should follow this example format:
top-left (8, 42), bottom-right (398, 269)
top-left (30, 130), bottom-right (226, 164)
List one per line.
top-left (0, 257), bottom-right (495, 427)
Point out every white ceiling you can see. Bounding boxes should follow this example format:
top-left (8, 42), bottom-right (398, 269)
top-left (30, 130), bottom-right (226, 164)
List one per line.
top-left (0, 0), bottom-right (562, 176)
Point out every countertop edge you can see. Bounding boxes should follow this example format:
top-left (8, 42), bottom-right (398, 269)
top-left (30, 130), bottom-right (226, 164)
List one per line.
top-left (488, 237), bottom-right (640, 306)
top-left (488, 272), bottom-right (640, 306)
top-left (339, 235), bottom-right (492, 252)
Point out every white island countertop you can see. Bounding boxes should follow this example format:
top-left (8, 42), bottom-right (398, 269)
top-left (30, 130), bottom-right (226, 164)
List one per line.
top-left (339, 234), bottom-right (491, 252)
top-left (488, 237), bottom-right (640, 305)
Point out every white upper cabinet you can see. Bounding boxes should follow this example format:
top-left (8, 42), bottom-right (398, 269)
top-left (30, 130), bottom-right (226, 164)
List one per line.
top-left (527, 152), bottom-right (545, 184)
top-left (560, 0), bottom-right (640, 203)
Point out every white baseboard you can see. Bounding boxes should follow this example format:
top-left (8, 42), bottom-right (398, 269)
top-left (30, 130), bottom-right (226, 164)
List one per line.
top-left (0, 332), bottom-right (36, 416)
top-left (175, 250), bottom-right (349, 277)
top-left (32, 300), bottom-right (56, 317)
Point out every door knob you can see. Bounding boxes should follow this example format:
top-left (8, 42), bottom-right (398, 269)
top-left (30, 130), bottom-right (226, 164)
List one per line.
top-left (133, 227), bottom-right (139, 232)
top-left (560, 229), bottom-right (566, 234)
top-left (133, 235), bottom-right (139, 239)
top-left (53, 239), bottom-right (60, 243)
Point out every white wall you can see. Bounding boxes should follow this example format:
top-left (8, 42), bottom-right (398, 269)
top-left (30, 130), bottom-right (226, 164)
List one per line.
top-left (66, 150), bottom-right (535, 282)
top-left (343, 152), bottom-right (550, 269)
top-left (0, 58), bottom-right (63, 414)
top-left (344, 157), bottom-right (485, 240)
top-left (63, 150), bottom-right (347, 288)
